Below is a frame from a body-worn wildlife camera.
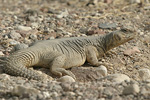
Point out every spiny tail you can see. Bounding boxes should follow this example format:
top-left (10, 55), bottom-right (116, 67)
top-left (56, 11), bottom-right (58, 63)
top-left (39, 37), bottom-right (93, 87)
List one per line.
top-left (2, 58), bottom-right (45, 80)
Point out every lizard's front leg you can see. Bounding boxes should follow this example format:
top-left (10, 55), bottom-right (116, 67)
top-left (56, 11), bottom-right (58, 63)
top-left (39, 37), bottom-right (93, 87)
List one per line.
top-left (45, 53), bottom-right (76, 79)
top-left (85, 46), bottom-right (107, 67)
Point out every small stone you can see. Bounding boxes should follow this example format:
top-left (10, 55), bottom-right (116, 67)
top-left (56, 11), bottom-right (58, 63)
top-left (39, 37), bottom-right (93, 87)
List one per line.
top-left (56, 9), bottom-right (69, 19)
top-left (11, 85), bottom-right (40, 96)
top-left (71, 67), bottom-right (105, 82)
top-left (9, 31), bottom-right (22, 40)
top-left (43, 92), bottom-right (51, 98)
top-left (104, 0), bottom-right (113, 4)
top-left (61, 82), bottom-right (72, 91)
top-left (66, 92), bottom-right (76, 96)
top-left (31, 22), bottom-right (39, 28)
top-left (57, 75), bottom-right (75, 83)
top-left (51, 92), bottom-right (58, 97)
top-left (87, 0), bottom-right (98, 5)
top-left (86, 29), bottom-right (105, 35)
top-left (0, 51), bottom-right (4, 56)
top-left (96, 65), bottom-right (107, 76)
top-left (130, 0), bottom-right (141, 4)
top-left (140, 32), bottom-right (144, 35)
top-left (122, 84), bottom-right (140, 95)
top-left (17, 25), bottom-right (32, 31)
top-left (106, 74), bottom-right (130, 83)
top-left (98, 23), bottom-right (117, 29)
top-left (138, 68), bottom-right (150, 80)
top-left (24, 38), bottom-right (32, 44)
top-left (9, 40), bottom-right (20, 46)
top-left (28, 16), bottom-right (36, 22)
top-left (49, 36), bottom-right (55, 40)
top-left (13, 43), bottom-right (28, 52)
top-left (124, 47), bottom-right (140, 56)
top-left (0, 74), bottom-right (11, 81)
top-left (29, 34), bottom-right (37, 40)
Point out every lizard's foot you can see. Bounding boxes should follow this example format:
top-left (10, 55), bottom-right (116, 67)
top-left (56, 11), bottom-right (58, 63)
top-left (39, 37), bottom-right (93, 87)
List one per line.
top-left (93, 62), bottom-right (113, 67)
top-left (104, 51), bottom-right (117, 58)
top-left (51, 68), bottom-right (76, 80)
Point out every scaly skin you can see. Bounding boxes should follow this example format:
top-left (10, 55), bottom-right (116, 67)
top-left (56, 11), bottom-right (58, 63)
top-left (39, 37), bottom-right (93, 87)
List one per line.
top-left (2, 28), bottom-right (136, 80)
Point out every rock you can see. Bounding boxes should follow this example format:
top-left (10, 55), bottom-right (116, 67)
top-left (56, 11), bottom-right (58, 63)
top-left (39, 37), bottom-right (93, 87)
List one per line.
top-left (96, 65), bottom-right (107, 76)
top-left (0, 51), bottom-right (4, 56)
top-left (61, 82), bottom-right (72, 91)
top-left (130, 0), bottom-right (141, 4)
top-left (57, 75), bottom-right (75, 83)
top-left (17, 25), bottom-right (32, 31)
top-left (86, 29), bottom-right (105, 35)
top-left (25, 9), bottom-right (38, 16)
top-left (0, 74), bottom-right (11, 81)
top-left (11, 85), bottom-right (40, 96)
top-left (12, 43), bottom-right (28, 52)
top-left (138, 68), bottom-right (150, 80)
top-left (24, 38), bottom-right (32, 44)
top-left (56, 9), bottom-right (69, 19)
top-left (106, 74), bottom-right (130, 83)
top-left (28, 16), bottom-right (36, 22)
top-left (79, 27), bottom-right (88, 34)
top-left (9, 31), bottom-right (22, 40)
top-left (31, 22), bottom-right (39, 28)
top-left (87, 0), bottom-right (98, 6)
top-left (98, 23), bottom-right (117, 29)
top-left (51, 91), bottom-right (59, 98)
top-left (29, 34), bottom-right (37, 40)
top-left (124, 47), bottom-right (140, 56)
top-left (104, 0), bottom-right (113, 4)
top-left (66, 92), bottom-right (76, 96)
top-left (122, 84), bottom-right (140, 95)
top-left (9, 40), bottom-right (20, 46)
top-left (43, 92), bottom-right (51, 98)
top-left (71, 67), bottom-right (105, 82)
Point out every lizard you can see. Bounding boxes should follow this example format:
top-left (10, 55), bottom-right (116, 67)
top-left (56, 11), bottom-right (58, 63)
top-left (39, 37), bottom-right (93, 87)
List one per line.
top-left (0, 27), bottom-right (136, 81)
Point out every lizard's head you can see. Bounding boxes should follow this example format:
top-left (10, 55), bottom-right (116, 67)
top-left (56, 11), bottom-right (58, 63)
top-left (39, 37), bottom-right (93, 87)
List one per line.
top-left (105, 27), bottom-right (136, 50)
top-left (113, 27), bottom-right (136, 45)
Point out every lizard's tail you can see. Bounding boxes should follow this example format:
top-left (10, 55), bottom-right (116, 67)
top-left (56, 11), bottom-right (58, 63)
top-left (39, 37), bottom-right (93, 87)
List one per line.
top-left (3, 60), bottom-right (46, 81)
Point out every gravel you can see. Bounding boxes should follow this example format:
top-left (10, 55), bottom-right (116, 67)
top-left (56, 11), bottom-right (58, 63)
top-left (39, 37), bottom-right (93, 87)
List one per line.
top-left (0, 0), bottom-right (150, 100)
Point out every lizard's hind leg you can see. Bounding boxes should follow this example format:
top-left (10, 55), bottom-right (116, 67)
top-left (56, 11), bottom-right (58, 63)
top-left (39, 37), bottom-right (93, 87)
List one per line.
top-left (49, 54), bottom-right (76, 79)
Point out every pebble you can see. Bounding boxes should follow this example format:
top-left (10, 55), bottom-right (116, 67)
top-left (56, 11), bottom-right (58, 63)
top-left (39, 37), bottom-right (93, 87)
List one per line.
top-left (104, 0), bottom-right (113, 4)
top-left (130, 0), bottom-right (141, 4)
top-left (96, 65), bottom-right (107, 76)
top-left (106, 74), bottom-right (130, 83)
top-left (124, 47), bottom-right (140, 56)
top-left (17, 25), bottom-right (32, 31)
top-left (0, 74), bottom-right (11, 81)
top-left (57, 75), bottom-right (75, 83)
top-left (98, 23), bottom-right (117, 29)
top-left (0, 51), bottom-right (4, 56)
top-left (138, 68), bottom-right (150, 80)
top-left (9, 40), bottom-right (20, 46)
top-left (13, 43), bottom-right (28, 51)
top-left (28, 16), bottom-right (36, 22)
top-left (9, 31), bottom-right (22, 40)
top-left (11, 85), bottom-right (40, 96)
top-left (66, 91), bottom-right (76, 96)
top-left (24, 38), bottom-right (32, 44)
top-left (122, 84), bottom-right (140, 95)
top-left (56, 9), bottom-right (69, 19)
top-left (43, 91), bottom-right (51, 98)
top-left (31, 22), bottom-right (39, 28)
top-left (29, 34), bottom-right (37, 40)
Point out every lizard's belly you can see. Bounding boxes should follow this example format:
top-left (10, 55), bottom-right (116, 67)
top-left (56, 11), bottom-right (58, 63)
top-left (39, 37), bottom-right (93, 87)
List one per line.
top-left (63, 54), bottom-right (86, 69)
